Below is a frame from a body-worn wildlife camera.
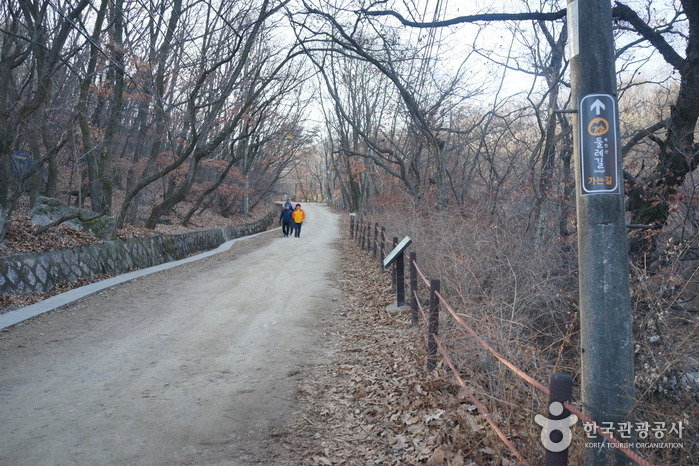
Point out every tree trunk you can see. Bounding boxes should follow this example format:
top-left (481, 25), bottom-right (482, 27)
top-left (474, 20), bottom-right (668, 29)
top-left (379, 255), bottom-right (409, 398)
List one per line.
top-left (95, 0), bottom-right (126, 215)
top-left (77, 0), bottom-right (109, 212)
top-left (115, 0), bottom-right (183, 229)
top-left (616, 0), bottom-right (699, 259)
top-left (145, 157), bottom-right (202, 229)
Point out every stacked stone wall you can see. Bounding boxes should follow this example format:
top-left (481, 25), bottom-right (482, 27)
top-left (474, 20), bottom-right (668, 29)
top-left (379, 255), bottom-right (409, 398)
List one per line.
top-left (0, 210), bottom-right (276, 295)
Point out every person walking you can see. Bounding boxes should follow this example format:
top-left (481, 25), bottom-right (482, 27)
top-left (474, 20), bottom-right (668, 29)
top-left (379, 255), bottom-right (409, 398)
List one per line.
top-left (279, 204), bottom-right (293, 237)
top-left (291, 203), bottom-right (305, 237)
top-left (286, 201), bottom-right (296, 234)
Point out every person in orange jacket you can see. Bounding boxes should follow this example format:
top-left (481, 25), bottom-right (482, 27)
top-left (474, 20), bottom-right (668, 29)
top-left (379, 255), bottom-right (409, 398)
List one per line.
top-left (291, 203), bottom-right (305, 237)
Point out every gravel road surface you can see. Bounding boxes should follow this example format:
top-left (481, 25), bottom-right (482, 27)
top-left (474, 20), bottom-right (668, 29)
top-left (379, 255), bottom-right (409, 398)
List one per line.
top-left (0, 203), bottom-right (341, 465)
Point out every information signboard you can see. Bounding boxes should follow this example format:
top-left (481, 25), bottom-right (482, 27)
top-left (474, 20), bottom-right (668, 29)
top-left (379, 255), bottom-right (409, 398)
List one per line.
top-left (579, 94), bottom-right (620, 195)
top-left (383, 236), bottom-right (412, 268)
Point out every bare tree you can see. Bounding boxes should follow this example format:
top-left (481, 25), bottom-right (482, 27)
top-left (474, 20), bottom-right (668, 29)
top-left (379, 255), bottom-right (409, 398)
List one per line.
top-left (369, 1), bottom-right (698, 248)
top-left (114, 0), bottom-right (305, 229)
top-left (614, 1), bottom-right (699, 259)
top-left (291, 0), bottom-right (480, 209)
top-left (0, 0), bottom-right (91, 240)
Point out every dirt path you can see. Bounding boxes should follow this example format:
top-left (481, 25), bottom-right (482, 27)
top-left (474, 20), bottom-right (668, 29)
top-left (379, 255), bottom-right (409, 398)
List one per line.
top-left (0, 203), bottom-right (342, 466)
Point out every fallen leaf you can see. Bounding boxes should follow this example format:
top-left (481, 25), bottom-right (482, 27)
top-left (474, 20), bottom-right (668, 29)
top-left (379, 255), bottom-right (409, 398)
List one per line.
top-left (427, 447), bottom-right (446, 464)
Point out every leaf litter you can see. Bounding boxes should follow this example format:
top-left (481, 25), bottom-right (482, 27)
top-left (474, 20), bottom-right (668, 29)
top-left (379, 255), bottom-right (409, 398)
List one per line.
top-left (271, 238), bottom-right (521, 466)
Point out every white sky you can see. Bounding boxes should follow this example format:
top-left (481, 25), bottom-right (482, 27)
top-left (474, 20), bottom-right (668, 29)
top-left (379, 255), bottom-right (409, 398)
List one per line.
top-left (294, 0), bottom-right (681, 130)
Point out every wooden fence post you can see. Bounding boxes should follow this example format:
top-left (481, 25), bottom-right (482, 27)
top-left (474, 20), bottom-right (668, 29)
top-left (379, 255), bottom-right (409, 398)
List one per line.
top-left (391, 237), bottom-right (398, 292)
top-left (361, 223), bottom-right (366, 250)
top-left (350, 217), bottom-right (354, 239)
top-left (543, 374), bottom-right (574, 466)
top-left (380, 227), bottom-right (386, 270)
top-left (427, 279), bottom-right (440, 371)
top-left (409, 251), bottom-right (418, 327)
top-left (365, 223), bottom-right (370, 251)
top-left (373, 223), bottom-right (378, 260)
top-left (396, 248), bottom-right (405, 306)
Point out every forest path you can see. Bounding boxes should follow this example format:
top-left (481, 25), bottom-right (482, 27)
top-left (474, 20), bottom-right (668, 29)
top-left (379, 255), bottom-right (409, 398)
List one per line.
top-left (0, 203), bottom-right (341, 466)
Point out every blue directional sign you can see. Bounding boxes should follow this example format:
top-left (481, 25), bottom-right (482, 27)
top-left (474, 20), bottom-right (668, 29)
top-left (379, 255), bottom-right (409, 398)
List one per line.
top-left (579, 94), bottom-right (620, 195)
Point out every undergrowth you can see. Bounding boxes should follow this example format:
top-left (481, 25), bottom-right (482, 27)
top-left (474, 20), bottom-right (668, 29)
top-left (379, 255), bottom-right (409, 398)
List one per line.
top-left (357, 198), bottom-right (697, 466)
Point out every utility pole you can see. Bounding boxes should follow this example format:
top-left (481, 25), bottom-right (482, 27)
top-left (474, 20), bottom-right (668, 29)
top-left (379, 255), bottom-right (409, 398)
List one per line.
top-left (567, 1), bottom-right (635, 465)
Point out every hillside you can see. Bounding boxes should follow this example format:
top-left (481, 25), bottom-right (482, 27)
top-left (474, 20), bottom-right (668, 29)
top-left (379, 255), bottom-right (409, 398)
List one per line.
top-left (0, 198), bottom-right (275, 313)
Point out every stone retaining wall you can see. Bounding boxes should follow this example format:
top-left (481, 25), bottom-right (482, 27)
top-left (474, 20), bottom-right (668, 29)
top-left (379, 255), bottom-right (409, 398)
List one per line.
top-left (0, 210), bottom-right (276, 295)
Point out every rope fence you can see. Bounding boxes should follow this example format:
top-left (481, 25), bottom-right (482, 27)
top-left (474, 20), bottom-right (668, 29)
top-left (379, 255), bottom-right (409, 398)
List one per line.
top-left (349, 216), bottom-right (654, 466)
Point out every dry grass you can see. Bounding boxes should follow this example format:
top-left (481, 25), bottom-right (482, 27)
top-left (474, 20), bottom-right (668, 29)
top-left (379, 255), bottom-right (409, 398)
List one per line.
top-left (359, 201), bottom-right (697, 465)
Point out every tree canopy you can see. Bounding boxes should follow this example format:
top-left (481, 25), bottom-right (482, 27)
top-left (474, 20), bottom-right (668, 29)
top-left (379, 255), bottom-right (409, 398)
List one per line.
top-left (1, 0), bottom-right (696, 264)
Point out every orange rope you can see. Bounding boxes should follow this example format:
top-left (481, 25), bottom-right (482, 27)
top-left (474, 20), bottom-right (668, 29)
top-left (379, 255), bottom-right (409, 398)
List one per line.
top-left (415, 290), bottom-right (529, 465)
top-left (372, 232), bottom-right (654, 466)
top-left (563, 403), bottom-right (654, 466)
top-left (435, 291), bottom-right (654, 466)
top-left (412, 259), bottom-right (430, 287)
top-left (433, 335), bottom-right (531, 465)
top-left (435, 290), bottom-right (550, 395)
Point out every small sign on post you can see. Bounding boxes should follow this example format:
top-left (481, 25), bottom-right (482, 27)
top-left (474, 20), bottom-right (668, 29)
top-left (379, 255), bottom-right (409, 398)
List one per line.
top-left (579, 94), bottom-right (620, 195)
top-left (382, 236), bottom-right (412, 268)
top-left (384, 236), bottom-right (412, 311)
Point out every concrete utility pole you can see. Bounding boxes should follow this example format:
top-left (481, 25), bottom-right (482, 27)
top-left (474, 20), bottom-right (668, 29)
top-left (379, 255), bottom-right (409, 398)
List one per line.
top-left (567, 1), bottom-right (635, 465)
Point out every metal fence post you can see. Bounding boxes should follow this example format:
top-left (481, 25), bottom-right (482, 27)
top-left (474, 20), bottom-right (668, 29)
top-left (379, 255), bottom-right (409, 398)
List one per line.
top-left (544, 374), bottom-right (574, 466)
top-left (409, 252), bottom-right (418, 327)
top-left (427, 279), bottom-right (440, 371)
top-left (350, 217), bottom-right (354, 239)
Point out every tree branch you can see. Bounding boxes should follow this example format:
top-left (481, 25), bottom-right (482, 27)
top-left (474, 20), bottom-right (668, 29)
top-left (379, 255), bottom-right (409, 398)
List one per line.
top-left (613, 2), bottom-right (687, 73)
top-left (32, 210), bottom-right (105, 236)
top-left (621, 119), bottom-right (668, 156)
top-left (359, 9), bottom-right (566, 28)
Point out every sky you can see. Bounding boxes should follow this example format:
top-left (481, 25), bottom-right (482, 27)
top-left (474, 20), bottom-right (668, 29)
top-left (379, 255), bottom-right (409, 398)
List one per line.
top-left (293, 0), bottom-right (680, 130)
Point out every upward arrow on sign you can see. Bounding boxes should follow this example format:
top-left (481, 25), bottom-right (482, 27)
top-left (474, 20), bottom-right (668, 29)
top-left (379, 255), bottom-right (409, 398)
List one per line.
top-left (590, 99), bottom-right (605, 115)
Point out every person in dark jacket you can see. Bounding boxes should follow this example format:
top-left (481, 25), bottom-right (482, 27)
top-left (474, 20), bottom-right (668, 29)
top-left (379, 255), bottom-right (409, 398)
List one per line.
top-left (279, 204), bottom-right (293, 237)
